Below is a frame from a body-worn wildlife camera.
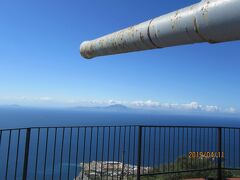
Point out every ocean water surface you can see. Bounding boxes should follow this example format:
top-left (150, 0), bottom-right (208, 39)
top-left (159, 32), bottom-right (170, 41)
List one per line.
top-left (0, 106), bottom-right (240, 129)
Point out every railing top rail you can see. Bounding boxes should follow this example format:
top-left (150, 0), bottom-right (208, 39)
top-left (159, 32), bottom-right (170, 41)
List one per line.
top-left (1, 124), bottom-right (240, 131)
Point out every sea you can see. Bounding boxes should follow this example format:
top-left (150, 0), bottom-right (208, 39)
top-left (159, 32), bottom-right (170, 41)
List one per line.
top-left (0, 107), bottom-right (240, 179)
top-left (0, 106), bottom-right (240, 129)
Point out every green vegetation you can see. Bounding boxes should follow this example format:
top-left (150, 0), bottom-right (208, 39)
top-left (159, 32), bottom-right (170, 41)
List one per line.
top-left (139, 156), bottom-right (240, 180)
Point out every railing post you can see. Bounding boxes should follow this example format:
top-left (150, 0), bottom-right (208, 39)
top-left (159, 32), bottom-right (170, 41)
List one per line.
top-left (0, 130), bottom-right (2, 146)
top-left (22, 128), bottom-right (31, 180)
top-left (137, 126), bottom-right (142, 180)
top-left (217, 128), bottom-right (222, 180)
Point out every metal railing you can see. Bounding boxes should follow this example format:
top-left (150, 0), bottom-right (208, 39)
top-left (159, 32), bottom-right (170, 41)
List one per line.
top-left (0, 125), bottom-right (240, 180)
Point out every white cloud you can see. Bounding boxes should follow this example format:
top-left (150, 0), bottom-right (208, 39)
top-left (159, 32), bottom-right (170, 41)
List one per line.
top-left (19, 96), bottom-right (28, 100)
top-left (224, 107), bottom-right (237, 113)
top-left (181, 102), bottom-right (202, 110)
top-left (127, 100), bottom-right (237, 114)
top-left (0, 96), bottom-right (237, 114)
top-left (132, 100), bottom-right (160, 108)
top-left (57, 98), bottom-right (238, 114)
top-left (203, 105), bottom-right (220, 112)
top-left (36, 97), bottom-right (53, 101)
top-left (87, 99), bottom-right (126, 106)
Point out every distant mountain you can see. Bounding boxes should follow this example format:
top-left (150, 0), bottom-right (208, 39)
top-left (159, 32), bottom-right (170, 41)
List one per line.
top-left (105, 104), bottom-right (129, 111)
top-left (73, 104), bottom-right (131, 112)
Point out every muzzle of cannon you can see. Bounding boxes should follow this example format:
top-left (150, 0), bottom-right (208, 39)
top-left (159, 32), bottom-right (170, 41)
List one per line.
top-left (80, 0), bottom-right (240, 59)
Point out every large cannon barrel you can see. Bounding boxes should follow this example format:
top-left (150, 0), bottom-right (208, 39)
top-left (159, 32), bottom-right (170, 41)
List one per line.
top-left (80, 0), bottom-right (240, 59)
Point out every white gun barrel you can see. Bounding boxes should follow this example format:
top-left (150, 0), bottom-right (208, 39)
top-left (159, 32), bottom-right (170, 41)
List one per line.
top-left (80, 0), bottom-right (240, 59)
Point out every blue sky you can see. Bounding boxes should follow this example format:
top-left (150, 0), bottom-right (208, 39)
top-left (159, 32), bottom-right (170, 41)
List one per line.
top-left (0, 0), bottom-right (239, 114)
